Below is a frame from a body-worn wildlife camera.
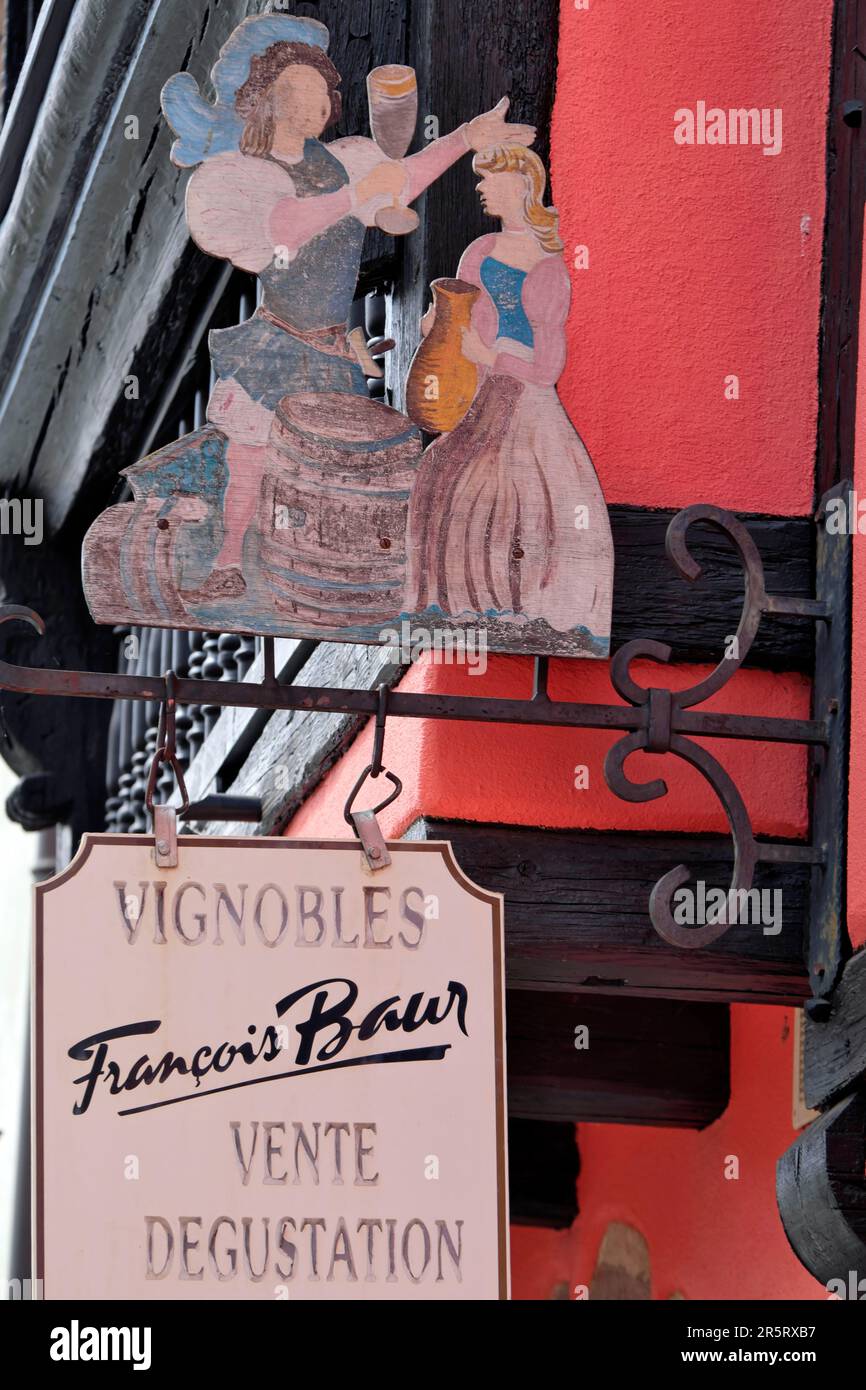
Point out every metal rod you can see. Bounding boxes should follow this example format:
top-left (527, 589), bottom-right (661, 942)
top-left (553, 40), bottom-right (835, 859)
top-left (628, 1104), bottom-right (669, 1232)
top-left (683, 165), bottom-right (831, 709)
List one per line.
top-left (182, 796), bottom-right (263, 823)
top-left (0, 609), bottom-right (827, 747)
top-left (262, 637), bottom-right (276, 686)
top-left (532, 657), bottom-right (549, 702)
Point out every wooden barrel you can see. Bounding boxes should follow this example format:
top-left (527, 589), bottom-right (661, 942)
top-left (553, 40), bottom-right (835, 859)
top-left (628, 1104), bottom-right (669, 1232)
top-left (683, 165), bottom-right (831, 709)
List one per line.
top-left (257, 392), bottom-right (423, 628)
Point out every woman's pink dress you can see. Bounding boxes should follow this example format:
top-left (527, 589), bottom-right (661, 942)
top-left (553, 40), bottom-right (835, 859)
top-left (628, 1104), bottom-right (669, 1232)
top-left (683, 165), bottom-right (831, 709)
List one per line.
top-left (405, 234), bottom-right (613, 650)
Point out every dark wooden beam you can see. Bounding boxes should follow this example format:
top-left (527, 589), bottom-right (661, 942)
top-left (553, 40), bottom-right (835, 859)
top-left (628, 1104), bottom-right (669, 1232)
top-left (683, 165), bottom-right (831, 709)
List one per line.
top-left (506, 991), bottom-right (730, 1128)
top-left (408, 820), bottom-right (811, 1004)
top-left (816, 0), bottom-right (866, 500)
top-left (609, 509), bottom-right (813, 672)
top-left (507, 1119), bottom-right (579, 1229)
top-left (777, 4), bottom-right (866, 1293)
top-left (0, 0), bottom-right (172, 528)
top-left (805, 949), bottom-right (866, 1110)
top-left (807, 492), bottom-right (852, 1000)
top-left (0, 529), bottom-right (117, 838)
top-left (0, 1), bottom-right (74, 218)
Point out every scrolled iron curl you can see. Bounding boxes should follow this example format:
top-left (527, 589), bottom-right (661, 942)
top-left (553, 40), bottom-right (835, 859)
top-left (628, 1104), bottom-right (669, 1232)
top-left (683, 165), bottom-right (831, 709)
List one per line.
top-left (604, 505), bottom-right (768, 949)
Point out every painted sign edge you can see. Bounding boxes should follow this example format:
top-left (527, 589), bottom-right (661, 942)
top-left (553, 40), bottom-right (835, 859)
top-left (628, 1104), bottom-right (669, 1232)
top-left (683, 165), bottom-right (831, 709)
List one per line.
top-left (32, 835), bottom-right (510, 1301)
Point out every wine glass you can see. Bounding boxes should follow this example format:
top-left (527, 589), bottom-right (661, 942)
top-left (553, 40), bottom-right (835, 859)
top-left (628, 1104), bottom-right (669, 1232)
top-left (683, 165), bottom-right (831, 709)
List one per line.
top-left (367, 65), bottom-right (420, 235)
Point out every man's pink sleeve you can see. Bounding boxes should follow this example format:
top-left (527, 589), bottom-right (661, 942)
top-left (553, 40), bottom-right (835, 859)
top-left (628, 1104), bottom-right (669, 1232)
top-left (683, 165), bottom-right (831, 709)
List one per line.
top-left (404, 126), bottom-right (470, 202)
top-left (268, 186), bottom-right (354, 251)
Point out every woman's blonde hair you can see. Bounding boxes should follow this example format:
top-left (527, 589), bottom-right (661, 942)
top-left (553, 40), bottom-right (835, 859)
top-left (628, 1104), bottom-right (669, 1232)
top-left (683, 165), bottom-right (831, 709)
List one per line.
top-left (473, 146), bottom-right (564, 253)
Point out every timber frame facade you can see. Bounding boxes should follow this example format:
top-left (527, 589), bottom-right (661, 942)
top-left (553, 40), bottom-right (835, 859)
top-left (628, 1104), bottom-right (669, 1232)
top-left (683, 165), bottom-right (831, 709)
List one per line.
top-left (0, 0), bottom-right (865, 1292)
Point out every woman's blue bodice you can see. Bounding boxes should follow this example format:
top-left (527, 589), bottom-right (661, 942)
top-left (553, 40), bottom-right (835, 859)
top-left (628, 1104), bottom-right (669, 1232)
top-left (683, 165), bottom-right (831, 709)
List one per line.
top-left (480, 257), bottom-right (534, 348)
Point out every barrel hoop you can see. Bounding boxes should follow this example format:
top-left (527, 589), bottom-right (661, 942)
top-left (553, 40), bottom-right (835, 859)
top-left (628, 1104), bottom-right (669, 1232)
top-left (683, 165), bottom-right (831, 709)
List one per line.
top-left (271, 444), bottom-right (419, 489)
top-left (266, 476), bottom-right (413, 502)
top-left (265, 569), bottom-right (403, 616)
top-left (260, 545), bottom-right (405, 583)
top-left (262, 561), bottom-right (402, 594)
top-left (274, 417), bottom-right (420, 455)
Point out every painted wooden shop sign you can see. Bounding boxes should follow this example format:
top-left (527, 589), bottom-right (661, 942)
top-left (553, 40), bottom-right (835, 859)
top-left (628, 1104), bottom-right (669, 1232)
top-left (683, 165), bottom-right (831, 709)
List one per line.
top-left (34, 836), bottom-right (508, 1300)
top-left (81, 11), bottom-right (614, 658)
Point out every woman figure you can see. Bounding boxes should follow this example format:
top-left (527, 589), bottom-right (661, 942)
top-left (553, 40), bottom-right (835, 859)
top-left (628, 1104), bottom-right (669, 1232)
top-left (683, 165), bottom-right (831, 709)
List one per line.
top-left (160, 13), bottom-right (533, 602)
top-left (405, 147), bottom-right (613, 653)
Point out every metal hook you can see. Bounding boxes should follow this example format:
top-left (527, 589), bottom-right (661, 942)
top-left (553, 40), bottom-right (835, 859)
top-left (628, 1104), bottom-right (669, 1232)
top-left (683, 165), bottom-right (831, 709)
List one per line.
top-left (145, 673), bottom-right (190, 866)
top-left (344, 687), bottom-right (402, 869)
top-left (344, 765), bottom-right (403, 827)
top-left (345, 683), bottom-right (401, 822)
top-left (370, 682), bottom-right (389, 778)
top-left (343, 766), bottom-right (402, 871)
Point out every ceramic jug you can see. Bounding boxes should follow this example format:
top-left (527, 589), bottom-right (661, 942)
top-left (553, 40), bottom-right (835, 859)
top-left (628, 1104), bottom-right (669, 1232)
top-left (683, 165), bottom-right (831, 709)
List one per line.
top-left (406, 278), bottom-right (482, 433)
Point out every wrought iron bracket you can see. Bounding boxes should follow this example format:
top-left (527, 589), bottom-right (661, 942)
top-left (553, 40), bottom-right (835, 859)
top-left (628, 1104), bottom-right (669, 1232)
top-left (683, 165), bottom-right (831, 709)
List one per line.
top-left (0, 499), bottom-right (849, 987)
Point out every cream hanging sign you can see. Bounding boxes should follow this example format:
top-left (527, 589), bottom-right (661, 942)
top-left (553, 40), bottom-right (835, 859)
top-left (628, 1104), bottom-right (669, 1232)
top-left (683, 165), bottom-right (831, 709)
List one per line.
top-left (34, 837), bottom-right (508, 1300)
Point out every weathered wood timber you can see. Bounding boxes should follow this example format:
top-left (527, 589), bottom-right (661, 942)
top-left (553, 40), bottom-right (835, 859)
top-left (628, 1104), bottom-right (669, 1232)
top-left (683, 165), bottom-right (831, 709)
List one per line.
top-left (0, 528), bottom-right (117, 837)
top-left (804, 950), bottom-right (866, 1110)
top-left (193, 641), bottom-right (404, 838)
top-left (390, 0), bottom-right (560, 398)
top-left (807, 488), bottom-right (852, 999)
top-left (82, 497), bottom-right (817, 665)
top-left (506, 991), bottom-right (730, 1128)
top-left (0, 0), bottom-right (252, 530)
top-left (608, 509), bottom-right (814, 672)
top-left (816, 0), bottom-right (866, 500)
top-left (407, 819), bottom-right (811, 1004)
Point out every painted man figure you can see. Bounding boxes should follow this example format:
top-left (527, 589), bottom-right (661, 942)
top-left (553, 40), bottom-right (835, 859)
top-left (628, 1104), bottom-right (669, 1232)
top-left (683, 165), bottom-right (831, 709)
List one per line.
top-left (161, 12), bottom-right (535, 601)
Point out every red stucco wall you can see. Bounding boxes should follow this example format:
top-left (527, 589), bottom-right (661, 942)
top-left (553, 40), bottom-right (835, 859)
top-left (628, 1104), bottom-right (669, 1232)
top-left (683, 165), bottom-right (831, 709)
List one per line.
top-left (553, 0), bottom-right (833, 515)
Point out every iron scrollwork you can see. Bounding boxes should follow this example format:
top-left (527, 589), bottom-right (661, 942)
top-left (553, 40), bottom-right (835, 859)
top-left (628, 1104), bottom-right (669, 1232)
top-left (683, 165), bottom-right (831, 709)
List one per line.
top-left (605, 504), bottom-right (831, 949)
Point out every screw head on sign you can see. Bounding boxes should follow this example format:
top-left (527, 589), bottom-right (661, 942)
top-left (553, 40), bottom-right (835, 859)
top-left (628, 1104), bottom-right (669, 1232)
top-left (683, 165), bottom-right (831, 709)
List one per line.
top-left (156, 840), bottom-right (169, 856)
top-left (370, 847), bottom-right (381, 860)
